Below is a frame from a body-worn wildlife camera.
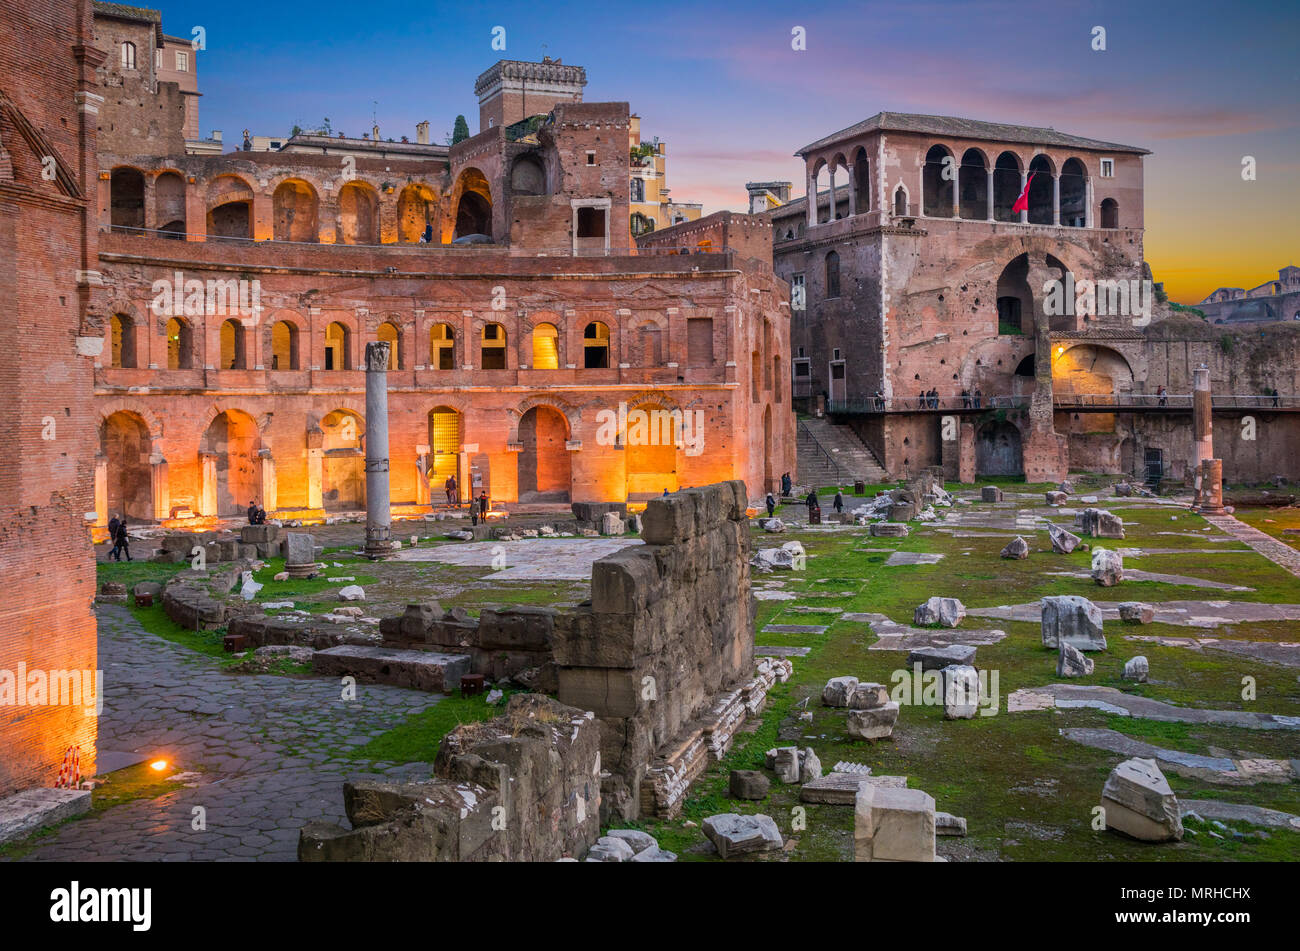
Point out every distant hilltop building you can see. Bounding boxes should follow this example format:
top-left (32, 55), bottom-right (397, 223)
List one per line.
top-left (1198, 266), bottom-right (1300, 324)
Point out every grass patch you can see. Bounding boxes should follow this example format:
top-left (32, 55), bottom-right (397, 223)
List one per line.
top-left (349, 691), bottom-right (515, 764)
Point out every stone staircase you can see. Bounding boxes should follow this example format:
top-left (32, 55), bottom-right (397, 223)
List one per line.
top-left (796, 417), bottom-right (888, 488)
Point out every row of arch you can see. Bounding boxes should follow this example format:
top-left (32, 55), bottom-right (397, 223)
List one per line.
top-left (104, 313), bottom-right (686, 372)
top-left (99, 398), bottom-right (691, 519)
top-left (107, 165), bottom-right (493, 244)
top-left (805, 146), bottom-right (1119, 229)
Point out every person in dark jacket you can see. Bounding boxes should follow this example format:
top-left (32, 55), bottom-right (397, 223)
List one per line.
top-left (106, 514), bottom-right (121, 561)
top-left (420, 223), bottom-right (434, 243)
top-left (766, 492), bottom-right (776, 517)
top-left (833, 490), bottom-right (844, 513)
top-left (111, 517), bottom-right (132, 562)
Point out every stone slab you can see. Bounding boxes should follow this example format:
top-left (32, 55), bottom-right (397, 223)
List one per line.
top-left (884, 552), bottom-right (945, 566)
top-left (312, 645), bottom-right (470, 693)
top-left (0, 787), bottom-right (92, 846)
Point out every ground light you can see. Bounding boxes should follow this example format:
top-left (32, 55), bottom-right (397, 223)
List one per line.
top-left (149, 759), bottom-right (168, 772)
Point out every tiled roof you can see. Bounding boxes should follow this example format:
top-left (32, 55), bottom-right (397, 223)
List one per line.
top-left (798, 112), bottom-right (1149, 156)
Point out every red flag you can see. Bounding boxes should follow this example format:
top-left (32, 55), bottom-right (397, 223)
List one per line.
top-left (1011, 172), bottom-right (1035, 215)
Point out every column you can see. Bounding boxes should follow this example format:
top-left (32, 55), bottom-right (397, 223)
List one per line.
top-left (1018, 172), bottom-right (1028, 224)
top-left (414, 448), bottom-right (430, 505)
top-left (1085, 179), bottom-right (1094, 229)
top-left (985, 168), bottom-right (995, 221)
top-left (94, 456), bottom-right (108, 526)
top-left (306, 435), bottom-right (323, 510)
top-left (951, 163), bottom-right (960, 219)
top-left (826, 166), bottom-right (836, 222)
top-left (806, 166), bottom-right (817, 229)
top-left (1052, 175), bottom-right (1060, 226)
top-left (199, 452), bottom-right (218, 517)
top-left (847, 165), bottom-right (857, 217)
top-left (258, 449), bottom-right (277, 512)
top-left (364, 340), bottom-right (396, 558)
top-left (1192, 363), bottom-right (1213, 506)
top-left (150, 454), bottom-right (169, 521)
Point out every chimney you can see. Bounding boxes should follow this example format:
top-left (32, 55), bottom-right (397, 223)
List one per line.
top-left (211, 129), bottom-right (223, 142)
top-left (416, 120), bottom-right (429, 145)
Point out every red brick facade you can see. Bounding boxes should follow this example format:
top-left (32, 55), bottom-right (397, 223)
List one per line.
top-left (0, 0), bottom-right (101, 796)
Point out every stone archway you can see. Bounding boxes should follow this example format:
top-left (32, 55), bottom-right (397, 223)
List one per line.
top-left (518, 405), bottom-right (571, 502)
top-left (200, 409), bottom-right (261, 516)
top-left (625, 401), bottom-right (679, 499)
top-left (101, 411), bottom-right (152, 520)
top-left (975, 420), bottom-right (1023, 477)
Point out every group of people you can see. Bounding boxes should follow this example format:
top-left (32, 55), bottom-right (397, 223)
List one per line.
top-left (105, 514), bottom-right (132, 561)
top-left (468, 490), bottom-right (490, 525)
top-left (959, 389), bottom-right (984, 409)
top-left (917, 389), bottom-right (942, 409)
top-left (246, 500), bottom-right (267, 524)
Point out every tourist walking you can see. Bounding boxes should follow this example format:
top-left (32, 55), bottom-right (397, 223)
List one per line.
top-left (478, 491), bottom-right (489, 517)
top-left (111, 517), bottom-right (132, 562)
top-left (805, 490), bottom-right (821, 525)
top-left (444, 474), bottom-right (457, 504)
top-left (973, 388), bottom-right (983, 409)
top-left (1156, 384), bottom-right (1167, 407)
top-left (833, 490), bottom-right (844, 513)
top-left (765, 492), bottom-right (776, 517)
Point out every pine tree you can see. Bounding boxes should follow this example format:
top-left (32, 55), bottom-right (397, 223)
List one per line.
top-left (451, 115), bottom-right (470, 144)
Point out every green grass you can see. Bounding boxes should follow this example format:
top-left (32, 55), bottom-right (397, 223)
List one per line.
top-left (348, 691), bottom-right (517, 764)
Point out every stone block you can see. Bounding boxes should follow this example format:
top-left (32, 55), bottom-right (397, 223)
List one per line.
top-left (981, 486), bottom-right (1003, 503)
top-left (1041, 595), bottom-right (1106, 651)
top-left (1048, 522), bottom-right (1081, 554)
top-left (1091, 547), bottom-right (1123, 587)
top-left (1000, 536), bottom-right (1029, 559)
top-left (1123, 656), bottom-right (1149, 683)
top-left (860, 786), bottom-right (936, 862)
top-left (821, 676), bottom-right (859, 707)
top-left (847, 682), bottom-right (889, 709)
top-left (906, 644), bottom-right (976, 671)
top-left (846, 701), bottom-right (899, 740)
top-left (1057, 641), bottom-right (1095, 677)
top-left (1119, 602), bottom-right (1154, 624)
top-left (870, 522), bottom-right (909, 538)
top-left (729, 769), bottom-right (770, 800)
top-left (1101, 757), bottom-right (1183, 842)
top-left (913, 597), bottom-right (966, 628)
top-left (940, 664), bottom-right (979, 719)
top-left (0, 787), bottom-right (92, 846)
top-left (702, 813), bottom-right (783, 858)
top-left (312, 645), bottom-right (469, 692)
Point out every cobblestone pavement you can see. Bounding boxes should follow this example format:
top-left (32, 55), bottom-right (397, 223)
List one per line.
top-left (1203, 514), bottom-right (1300, 578)
top-left (14, 605), bottom-right (440, 862)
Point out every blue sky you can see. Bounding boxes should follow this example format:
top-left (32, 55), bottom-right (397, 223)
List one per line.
top-left (155, 0), bottom-right (1297, 301)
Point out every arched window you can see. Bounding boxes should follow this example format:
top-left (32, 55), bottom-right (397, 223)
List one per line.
top-left (109, 314), bottom-right (136, 368)
top-left (923, 145), bottom-right (954, 217)
top-left (120, 41), bottom-right (136, 70)
top-left (271, 320), bottom-right (298, 370)
top-left (531, 322), bottom-right (559, 369)
top-left (429, 323), bottom-right (455, 370)
top-left (1100, 198), bottom-right (1119, 229)
top-left (376, 321), bottom-right (401, 370)
top-left (325, 322), bottom-right (350, 370)
top-left (165, 317), bottom-right (192, 369)
top-left (220, 319), bottom-right (246, 369)
top-left (480, 323), bottom-right (507, 369)
top-left (825, 251), bottom-right (840, 299)
top-left (583, 322), bottom-right (610, 369)
top-left (894, 186), bottom-right (907, 216)
top-left (1060, 158), bottom-right (1088, 228)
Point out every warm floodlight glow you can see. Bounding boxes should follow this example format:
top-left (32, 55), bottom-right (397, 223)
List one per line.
top-left (150, 759), bottom-right (168, 771)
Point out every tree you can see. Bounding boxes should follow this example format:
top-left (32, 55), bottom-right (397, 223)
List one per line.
top-left (451, 115), bottom-right (470, 144)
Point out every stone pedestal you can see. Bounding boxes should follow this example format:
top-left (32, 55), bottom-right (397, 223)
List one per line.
top-left (363, 342), bottom-right (397, 559)
top-left (1195, 458), bottom-right (1226, 515)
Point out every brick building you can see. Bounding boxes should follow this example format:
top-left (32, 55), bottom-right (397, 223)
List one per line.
top-left (0, 0), bottom-right (102, 795)
top-left (89, 22), bottom-right (792, 521)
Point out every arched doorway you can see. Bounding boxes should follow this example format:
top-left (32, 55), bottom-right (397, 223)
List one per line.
top-left (923, 145), bottom-right (954, 217)
top-left (155, 171), bottom-right (186, 237)
top-left (427, 407), bottom-right (462, 499)
top-left (975, 421), bottom-right (1023, 477)
top-left (272, 179), bottom-right (318, 242)
top-left (1060, 158), bottom-right (1088, 227)
top-left (1027, 155), bottom-right (1055, 225)
top-left (321, 410), bottom-right (364, 511)
top-left (997, 254), bottom-right (1033, 336)
top-left (625, 402), bottom-right (679, 499)
top-left (517, 406), bottom-right (570, 502)
top-left (201, 410), bottom-right (260, 516)
top-left (397, 183), bottom-right (437, 243)
top-left (110, 167), bottom-right (144, 231)
top-left (338, 181), bottom-right (379, 244)
top-left (101, 412), bottom-right (152, 521)
top-left (1053, 345), bottom-right (1134, 400)
top-left (993, 152), bottom-right (1022, 221)
top-left (452, 168), bottom-right (492, 240)
top-left (958, 149), bottom-right (988, 219)
top-left (165, 317), bottom-right (193, 369)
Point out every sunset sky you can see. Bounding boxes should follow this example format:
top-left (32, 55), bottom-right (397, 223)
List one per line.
top-left (157, 0), bottom-right (1297, 303)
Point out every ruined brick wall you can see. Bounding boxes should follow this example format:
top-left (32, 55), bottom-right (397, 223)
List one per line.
top-left (299, 694), bottom-right (601, 861)
top-left (0, 0), bottom-right (101, 795)
top-left (92, 13), bottom-right (189, 158)
top-left (552, 481), bottom-right (754, 820)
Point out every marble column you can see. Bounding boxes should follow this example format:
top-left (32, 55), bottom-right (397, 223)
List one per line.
top-left (1192, 364), bottom-right (1213, 506)
top-left (806, 167), bottom-right (817, 229)
top-left (364, 340), bottom-right (396, 558)
top-left (258, 449), bottom-right (277, 512)
top-left (150, 453), bottom-right (169, 521)
top-left (1018, 171), bottom-right (1028, 224)
top-left (847, 165), bottom-right (857, 217)
top-left (1052, 175), bottom-right (1060, 226)
top-left (827, 167), bottom-right (836, 222)
top-left (199, 451), bottom-right (218, 517)
top-left (985, 168), bottom-right (995, 221)
top-left (1198, 458), bottom-right (1226, 515)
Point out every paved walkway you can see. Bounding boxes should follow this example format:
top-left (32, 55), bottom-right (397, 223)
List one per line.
top-left (1202, 514), bottom-right (1300, 578)
top-left (13, 606), bottom-right (440, 861)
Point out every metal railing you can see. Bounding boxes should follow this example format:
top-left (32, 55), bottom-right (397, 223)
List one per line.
top-left (827, 393), bottom-right (1300, 415)
top-left (797, 419), bottom-right (849, 483)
